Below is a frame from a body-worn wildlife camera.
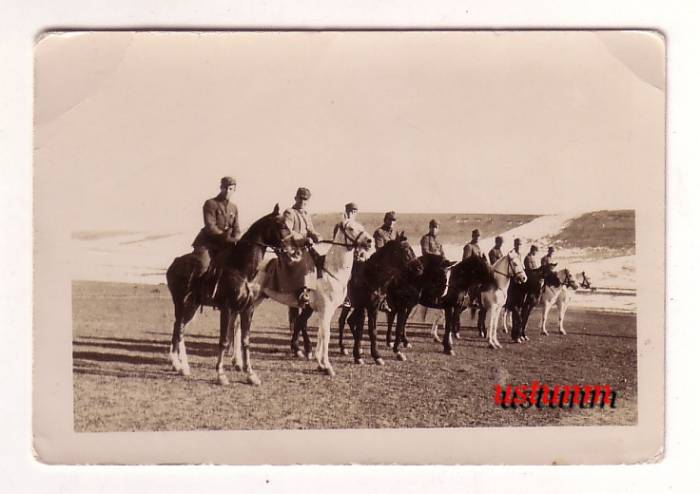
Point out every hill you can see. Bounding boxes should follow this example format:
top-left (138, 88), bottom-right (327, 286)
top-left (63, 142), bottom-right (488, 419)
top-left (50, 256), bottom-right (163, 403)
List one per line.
top-left (310, 212), bottom-right (540, 245)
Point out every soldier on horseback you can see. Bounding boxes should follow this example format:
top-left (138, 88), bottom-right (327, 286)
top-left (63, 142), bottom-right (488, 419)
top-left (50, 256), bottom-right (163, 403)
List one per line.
top-left (279, 187), bottom-right (323, 308)
top-left (190, 176), bottom-right (241, 303)
top-left (373, 211), bottom-right (398, 250)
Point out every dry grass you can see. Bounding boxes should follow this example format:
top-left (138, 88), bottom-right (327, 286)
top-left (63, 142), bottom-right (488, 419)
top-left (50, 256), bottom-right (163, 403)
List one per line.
top-left (550, 210), bottom-right (635, 252)
top-left (73, 281), bottom-right (637, 432)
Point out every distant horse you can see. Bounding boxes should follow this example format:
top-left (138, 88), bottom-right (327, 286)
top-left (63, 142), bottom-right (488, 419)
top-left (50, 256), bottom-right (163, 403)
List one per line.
top-left (540, 268), bottom-right (582, 336)
top-left (345, 234), bottom-right (424, 364)
top-left (165, 204), bottom-right (292, 385)
top-left (504, 266), bottom-right (551, 343)
top-left (479, 252), bottom-right (528, 349)
top-left (251, 218), bottom-right (373, 377)
top-left (384, 254), bottom-right (495, 357)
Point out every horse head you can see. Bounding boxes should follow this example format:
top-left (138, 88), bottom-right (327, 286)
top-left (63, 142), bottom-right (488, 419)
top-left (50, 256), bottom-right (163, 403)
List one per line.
top-left (371, 234), bottom-right (423, 277)
top-left (505, 251), bottom-right (528, 284)
top-left (560, 268), bottom-right (579, 290)
top-left (242, 203), bottom-right (295, 255)
top-left (333, 218), bottom-right (373, 253)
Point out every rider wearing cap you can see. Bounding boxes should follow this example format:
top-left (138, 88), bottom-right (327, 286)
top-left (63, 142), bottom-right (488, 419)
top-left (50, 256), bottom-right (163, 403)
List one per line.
top-left (373, 211), bottom-right (398, 250)
top-left (524, 245), bottom-right (539, 272)
top-left (281, 187), bottom-right (322, 307)
top-left (541, 246), bottom-right (557, 269)
top-left (488, 236), bottom-right (504, 265)
top-left (510, 238), bottom-right (523, 260)
top-left (462, 228), bottom-right (485, 262)
top-left (421, 219), bottom-right (446, 257)
top-left (191, 176), bottom-right (241, 276)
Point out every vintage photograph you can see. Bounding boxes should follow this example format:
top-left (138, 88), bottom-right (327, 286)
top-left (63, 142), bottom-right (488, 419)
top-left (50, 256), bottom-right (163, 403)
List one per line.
top-left (33, 30), bottom-right (664, 462)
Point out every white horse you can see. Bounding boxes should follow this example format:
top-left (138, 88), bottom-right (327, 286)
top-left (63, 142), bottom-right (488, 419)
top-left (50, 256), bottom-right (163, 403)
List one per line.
top-left (540, 269), bottom-right (583, 336)
top-left (480, 252), bottom-right (527, 349)
top-left (232, 218), bottom-right (372, 381)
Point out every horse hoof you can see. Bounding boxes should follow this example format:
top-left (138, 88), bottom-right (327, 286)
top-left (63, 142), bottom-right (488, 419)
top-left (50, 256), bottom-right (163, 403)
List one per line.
top-left (180, 366), bottom-right (191, 377)
top-left (340, 347), bottom-right (349, 356)
top-left (443, 349), bottom-right (455, 356)
top-left (294, 350), bottom-right (305, 359)
top-left (354, 358), bottom-right (365, 365)
top-left (454, 333), bottom-right (461, 340)
top-left (375, 358), bottom-right (385, 366)
top-left (403, 342), bottom-right (412, 349)
top-left (396, 352), bottom-right (407, 362)
top-left (488, 343), bottom-right (496, 350)
top-left (305, 352), bottom-right (314, 361)
top-left (559, 330), bottom-right (567, 336)
top-left (217, 374), bottom-right (230, 386)
top-left (324, 367), bottom-right (336, 377)
top-left (524, 335), bottom-right (530, 341)
top-left (432, 335), bottom-right (441, 343)
top-left (247, 373), bottom-right (262, 386)
top-left (541, 331), bottom-right (548, 336)
top-left (386, 342), bottom-right (392, 348)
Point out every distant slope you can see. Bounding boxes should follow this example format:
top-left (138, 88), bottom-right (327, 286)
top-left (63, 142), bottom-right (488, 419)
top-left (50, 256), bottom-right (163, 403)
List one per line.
top-left (310, 213), bottom-right (540, 245)
top-left (549, 210), bottom-right (635, 251)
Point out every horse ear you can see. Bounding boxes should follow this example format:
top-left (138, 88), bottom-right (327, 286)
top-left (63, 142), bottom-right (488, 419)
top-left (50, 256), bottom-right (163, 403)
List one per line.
top-left (273, 203), bottom-right (280, 215)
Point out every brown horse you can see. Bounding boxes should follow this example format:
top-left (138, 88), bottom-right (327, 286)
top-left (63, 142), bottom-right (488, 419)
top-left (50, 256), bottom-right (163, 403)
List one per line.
top-left (165, 204), bottom-right (292, 385)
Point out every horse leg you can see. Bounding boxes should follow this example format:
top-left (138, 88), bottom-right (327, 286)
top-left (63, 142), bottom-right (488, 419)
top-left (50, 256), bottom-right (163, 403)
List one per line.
top-left (558, 298), bottom-right (569, 335)
top-left (338, 305), bottom-right (350, 355)
top-left (385, 310), bottom-right (395, 347)
top-left (290, 307), bottom-right (304, 358)
top-left (316, 308), bottom-right (335, 376)
top-left (367, 307), bottom-right (384, 365)
top-left (352, 308), bottom-right (366, 364)
top-left (393, 308), bottom-right (409, 361)
top-left (169, 301), bottom-right (184, 372)
top-left (477, 306), bottom-right (487, 338)
top-left (216, 305), bottom-right (233, 385)
top-left (288, 307), bottom-right (298, 335)
top-left (239, 306), bottom-right (261, 386)
top-left (541, 299), bottom-right (552, 335)
top-left (175, 302), bottom-right (198, 376)
top-left (297, 306), bottom-right (313, 359)
top-left (442, 306), bottom-right (455, 355)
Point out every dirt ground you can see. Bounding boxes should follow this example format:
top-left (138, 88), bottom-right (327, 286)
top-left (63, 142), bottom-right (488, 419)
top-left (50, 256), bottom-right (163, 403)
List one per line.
top-left (73, 281), bottom-right (637, 432)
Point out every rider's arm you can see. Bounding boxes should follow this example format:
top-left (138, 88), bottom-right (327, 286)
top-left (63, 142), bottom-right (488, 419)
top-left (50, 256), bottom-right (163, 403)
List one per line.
top-left (283, 208), bottom-right (308, 247)
top-left (305, 214), bottom-right (322, 243)
top-left (420, 235), bottom-right (430, 256)
top-left (203, 200), bottom-right (225, 236)
top-left (229, 205), bottom-right (241, 242)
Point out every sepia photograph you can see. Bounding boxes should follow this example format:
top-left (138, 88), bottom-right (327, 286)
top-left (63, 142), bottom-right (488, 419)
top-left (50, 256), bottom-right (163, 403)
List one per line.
top-left (33, 30), bottom-right (665, 463)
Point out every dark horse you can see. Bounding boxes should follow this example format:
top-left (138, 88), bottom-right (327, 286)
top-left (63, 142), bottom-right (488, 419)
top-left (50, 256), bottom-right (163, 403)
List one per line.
top-left (344, 234), bottom-right (423, 364)
top-left (386, 254), bottom-right (495, 356)
top-left (504, 266), bottom-right (552, 343)
top-left (165, 204), bottom-right (291, 385)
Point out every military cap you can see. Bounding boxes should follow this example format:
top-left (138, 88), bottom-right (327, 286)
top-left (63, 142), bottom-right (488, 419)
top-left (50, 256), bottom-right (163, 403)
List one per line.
top-left (548, 246), bottom-right (555, 253)
top-left (220, 176), bottom-right (237, 188)
top-left (429, 219), bottom-right (439, 228)
top-left (530, 245), bottom-right (539, 251)
top-left (472, 228), bottom-right (481, 237)
top-left (495, 235), bottom-right (503, 242)
top-left (514, 238), bottom-right (522, 245)
top-left (345, 202), bottom-right (358, 213)
top-left (384, 211), bottom-right (397, 222)
top-left (295, 187), bottom-right (311, 200)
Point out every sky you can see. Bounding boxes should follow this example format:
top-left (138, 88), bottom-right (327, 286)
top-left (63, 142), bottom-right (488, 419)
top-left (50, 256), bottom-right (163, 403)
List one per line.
top-left (34, 31), bottom-right (664, 233)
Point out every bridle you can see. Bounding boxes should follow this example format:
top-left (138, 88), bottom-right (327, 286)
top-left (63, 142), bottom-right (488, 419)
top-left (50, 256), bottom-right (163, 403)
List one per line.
top-left (318, 222), bottom-right (370, 250)
top-left (492, 255), bottom-right (523, 279)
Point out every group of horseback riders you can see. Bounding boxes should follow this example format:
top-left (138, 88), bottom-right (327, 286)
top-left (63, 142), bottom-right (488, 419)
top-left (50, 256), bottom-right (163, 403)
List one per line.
top-left (188, 176), bottom-right (562, 309)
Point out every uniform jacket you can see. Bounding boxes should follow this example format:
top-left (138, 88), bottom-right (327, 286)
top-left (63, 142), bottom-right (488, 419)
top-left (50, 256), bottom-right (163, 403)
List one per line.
top-left (488, 247), bottom-right (503, 265)
top-left (524, 253), bottom-right (539, 271)
top-left (192, 194), bottom-right (240, 248)
top-left (283, 206), bottom-right (320, 248)
top-left (373, 225), bottom-right (397, 249)
top-left (541, 254), bottom-right (555, 267)
top-left (421, 232), bottom-right (445, 257)
top-left (462, 241), bottom-right (483, 261)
